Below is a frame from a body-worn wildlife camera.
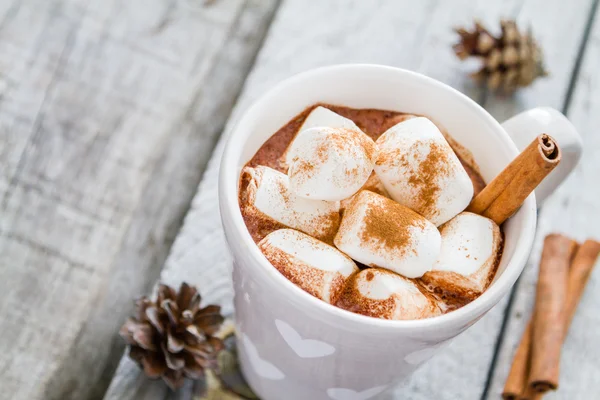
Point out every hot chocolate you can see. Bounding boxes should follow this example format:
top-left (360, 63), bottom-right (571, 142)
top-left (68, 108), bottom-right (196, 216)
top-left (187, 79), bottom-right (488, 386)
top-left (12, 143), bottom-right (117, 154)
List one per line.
top-left (238, 103), bottom-right (502, 320)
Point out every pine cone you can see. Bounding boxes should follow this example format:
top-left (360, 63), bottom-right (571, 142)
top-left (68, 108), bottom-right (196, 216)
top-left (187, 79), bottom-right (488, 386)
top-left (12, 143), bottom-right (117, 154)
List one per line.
top-left (120, 282), bottom-right (225, 390)
top-left (453, 20), bottom-right (548, 92)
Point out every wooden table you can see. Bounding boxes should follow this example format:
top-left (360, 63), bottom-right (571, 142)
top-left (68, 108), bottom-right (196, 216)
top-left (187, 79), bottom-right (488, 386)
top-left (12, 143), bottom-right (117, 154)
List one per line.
top-left (1, 1), bottom-right (599, 399)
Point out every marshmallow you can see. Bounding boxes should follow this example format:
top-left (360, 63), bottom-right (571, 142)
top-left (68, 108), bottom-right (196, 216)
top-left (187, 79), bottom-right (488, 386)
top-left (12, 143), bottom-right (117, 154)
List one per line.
top-left (283, 106), bottom-right (362, 168)
top-left (286, 126), bottom-right (376, 201)
top-left (259, 229), bottom-right (358, 303)
top-left (300, 106), bottom-right (360, 133)
top-left (374, 117), bottom-right (474, 226)
top-left (241, 166), bottom-right (340, 241)
top-left (421, 212), bottom-right (502, 300)
top-left (334, 190), bottom-right (441, 278)
top-left (340, 172), bottom-right (389, 210)
top-left (336, 268), bottom-right (442, 320)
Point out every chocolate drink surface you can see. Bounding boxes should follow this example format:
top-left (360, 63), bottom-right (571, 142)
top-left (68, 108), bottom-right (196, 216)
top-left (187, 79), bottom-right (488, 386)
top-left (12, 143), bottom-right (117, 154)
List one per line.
top-left (238, 104), bottom-right (503, 318)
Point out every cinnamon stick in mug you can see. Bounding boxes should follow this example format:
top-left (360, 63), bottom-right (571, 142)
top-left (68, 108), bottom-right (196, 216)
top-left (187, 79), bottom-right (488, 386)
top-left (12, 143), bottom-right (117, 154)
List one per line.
top-left (528, 234), bottom-right (577, 393)
top-left (467, 134), bottom-right (561, 225)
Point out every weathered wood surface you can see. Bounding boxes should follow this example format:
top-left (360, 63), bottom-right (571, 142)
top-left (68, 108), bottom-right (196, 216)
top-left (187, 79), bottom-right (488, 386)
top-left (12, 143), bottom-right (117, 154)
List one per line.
top-left (104, 1), bottom-right (597, 399)
top-left (486, 3), bottom-right (600, 399)
top-left (0, 0), bottom-right (279, 399)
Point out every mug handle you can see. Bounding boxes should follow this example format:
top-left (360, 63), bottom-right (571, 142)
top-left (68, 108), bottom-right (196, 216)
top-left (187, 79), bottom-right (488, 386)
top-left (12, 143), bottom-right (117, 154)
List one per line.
top-left (501, 107), bottom-right (583, 207)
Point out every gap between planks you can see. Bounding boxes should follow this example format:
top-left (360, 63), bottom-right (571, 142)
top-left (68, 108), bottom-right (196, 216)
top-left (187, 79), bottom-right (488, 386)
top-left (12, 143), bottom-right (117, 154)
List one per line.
top-left (104, 1), bottom-right (596, 399)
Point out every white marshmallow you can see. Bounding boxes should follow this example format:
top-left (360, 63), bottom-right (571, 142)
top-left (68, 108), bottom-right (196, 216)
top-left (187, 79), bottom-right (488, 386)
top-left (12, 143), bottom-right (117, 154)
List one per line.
top-left (300, 105), bottom-right (360, 133)
top-left (421, 212), bottom-right (502, 299)
top-left (374, 117), bottom-right (474, 226)
top-left (287, 126), bottom-right (376, 201)
top-left (334, 190), bottom-right (441, 278)
top-left (241, 166), bottom-right (340, 241)
top-left (259, 229), bottom-right (358, 303)
top-left (282, 106), bottom-right (364, 168)
top-left (336, 268), bottom-right (441, 320)
top-left (281, 106), bottom-right (368, 168)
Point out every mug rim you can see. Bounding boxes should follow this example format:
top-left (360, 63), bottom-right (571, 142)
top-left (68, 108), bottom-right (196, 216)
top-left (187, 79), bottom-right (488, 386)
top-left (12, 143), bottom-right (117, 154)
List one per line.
top-left (219, 64), bottom-right (536, 331)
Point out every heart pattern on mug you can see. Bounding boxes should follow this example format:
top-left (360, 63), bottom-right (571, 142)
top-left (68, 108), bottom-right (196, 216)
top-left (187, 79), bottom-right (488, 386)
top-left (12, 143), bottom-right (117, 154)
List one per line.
top-left (326, 385), bottom-right (388, 400)
top-left (240, 333), bottom-right (285, 380)
top-left (275, 319), bottom-right (336, 358)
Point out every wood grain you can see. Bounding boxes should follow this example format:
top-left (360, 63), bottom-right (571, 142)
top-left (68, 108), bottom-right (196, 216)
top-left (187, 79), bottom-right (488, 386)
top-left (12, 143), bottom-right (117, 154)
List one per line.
top-left (0, 1), bottom-right (279, 399)
top-left (487, 2), bottom-right (600, 399)
top-left (104, 1), bottom-right (596, 399)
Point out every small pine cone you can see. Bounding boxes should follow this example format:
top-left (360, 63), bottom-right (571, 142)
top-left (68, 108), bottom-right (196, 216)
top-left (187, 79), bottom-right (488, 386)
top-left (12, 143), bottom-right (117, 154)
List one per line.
top-left (120, 282), bottom-right (225, 390)
top-left (453, 19), bottom-right (548, 93)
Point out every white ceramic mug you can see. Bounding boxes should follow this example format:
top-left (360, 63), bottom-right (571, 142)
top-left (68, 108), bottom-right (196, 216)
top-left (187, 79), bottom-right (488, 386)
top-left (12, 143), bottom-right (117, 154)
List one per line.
top-left (218, 65), bottom-right (582, 400)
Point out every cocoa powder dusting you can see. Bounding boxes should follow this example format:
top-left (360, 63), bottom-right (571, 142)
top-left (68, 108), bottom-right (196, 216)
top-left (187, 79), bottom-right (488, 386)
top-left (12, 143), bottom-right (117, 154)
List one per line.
top-left (239, 165), bottom-right (340, 243)
top-left (290, 160), bottom-right (316, 186)
top-left (292, 128), bottom-right (373, 191)
top-left (240, 103), bottom-right (498, 315)
top-left (335, 271), bottom-right (398, 319)
top-left (345, 165), bottom-right (360, 180)
top-left (308, 211), bottom-right (341, 245)
top-left (360, 193), bottom-right (425, 256)
top-left (247, 104), bottom-right (394, 171)
top-left (297, 160), bottom-right (316, 173)
top-left (239, 169), bottom-right (287, 242)
top-left (274, 173), bottom-right (341, 244)
top-left (314, 140), bottom-right (331, 164)
top-left (275, 179), bottom-right (290, 204)
top-left (261, 244), bottom-right (345, 303)
top-left (405, 142), bottom-right (451, 218)
top-left (419, 232), bottom-right (504, 310)
top-left (336, 268), bottom-right (439, 320)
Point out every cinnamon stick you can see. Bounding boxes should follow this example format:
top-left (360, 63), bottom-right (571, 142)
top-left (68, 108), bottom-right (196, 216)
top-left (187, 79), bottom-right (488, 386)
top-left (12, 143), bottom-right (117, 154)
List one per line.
top-left (503, 239), bottom-right (600, 398)
top-left (520, 386), bottom-right (544, 400)
top-left (467, 134), bottom-right (561, 225)
top-left (502, 323), bottom-right (546, 400)
top-left (563, 240), bottom-right (600, 329)
top-left (528, 234), bottom-right (577, 393)
top-left (502, 322), bottom-right (532, 400)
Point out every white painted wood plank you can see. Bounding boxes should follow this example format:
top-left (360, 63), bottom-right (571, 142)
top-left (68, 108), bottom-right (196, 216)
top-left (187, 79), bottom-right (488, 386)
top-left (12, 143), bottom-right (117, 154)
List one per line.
top-left (0, 0), bottom-right (278, 399)
top-left (486, 3), bottom-right (600, 399)
top-left (105, 1), bottom-right (594, 399)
